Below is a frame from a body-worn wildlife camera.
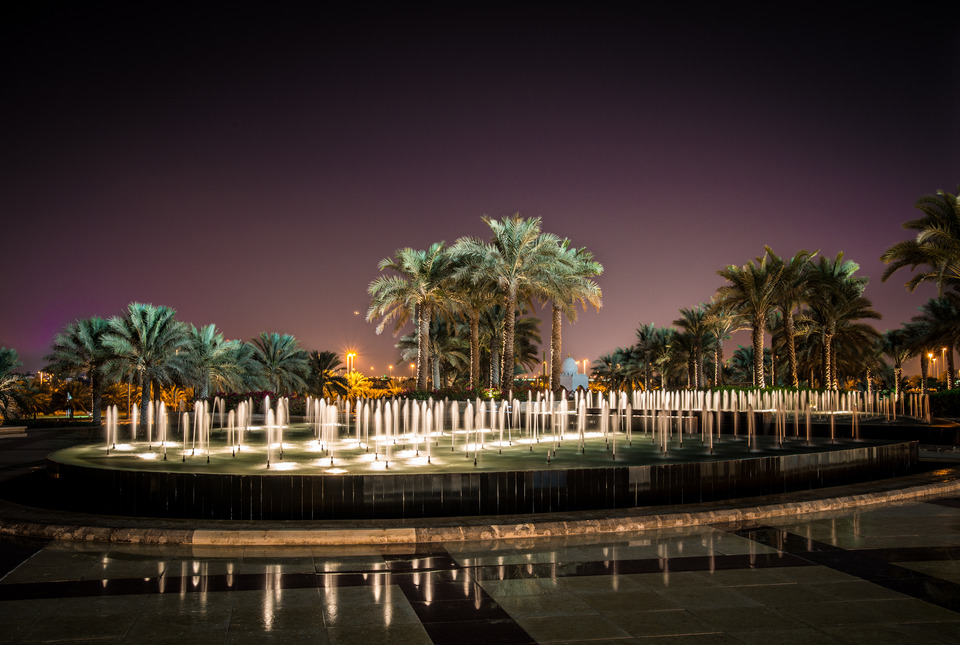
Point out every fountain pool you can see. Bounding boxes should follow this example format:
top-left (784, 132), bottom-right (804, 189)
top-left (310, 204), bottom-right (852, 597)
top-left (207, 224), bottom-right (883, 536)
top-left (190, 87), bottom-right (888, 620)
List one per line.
top-left (46, 391), bottom-right (920, 521)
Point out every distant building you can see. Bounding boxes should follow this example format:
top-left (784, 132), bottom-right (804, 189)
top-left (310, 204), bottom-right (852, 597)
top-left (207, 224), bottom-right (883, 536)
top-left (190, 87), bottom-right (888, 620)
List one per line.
top-left (558, 356), bottom-right (588, 395)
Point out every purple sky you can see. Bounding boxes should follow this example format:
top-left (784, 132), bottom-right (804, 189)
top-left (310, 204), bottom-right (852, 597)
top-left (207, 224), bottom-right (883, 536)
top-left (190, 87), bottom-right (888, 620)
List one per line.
top-left (2, 5), bottom-right (958, 376)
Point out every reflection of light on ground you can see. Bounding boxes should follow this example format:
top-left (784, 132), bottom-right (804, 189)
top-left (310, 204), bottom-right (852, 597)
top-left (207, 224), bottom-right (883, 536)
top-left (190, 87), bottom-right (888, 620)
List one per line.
top-left (267, 461), bottom-right (298, 471)
top-left (324, 468), bottom-right (348, 474)
top-left (139, 452), bottom-right (158, 460)
top-left (394, 450), bottom-right (417, 459)
top-left (113, 444), bottom-right (135, 451)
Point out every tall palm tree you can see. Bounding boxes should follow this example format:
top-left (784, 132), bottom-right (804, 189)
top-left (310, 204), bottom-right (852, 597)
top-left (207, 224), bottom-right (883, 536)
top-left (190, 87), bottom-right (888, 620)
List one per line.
top-left (453, 215), bottom-right (562, 396)
top-left (445, 270), bottom-right (497, 389)
top-left (804, 253), bottom-right (879, 390)
top-left (541, 241), bottom-right (603, 393)
top-left (305, 350), bottom-right (350, 399)
top-left (252, 332), bottom-right (308, 395)
top-left (634, 323), bottom-right (673, 391)
top-left (882, 328), bottom-right (913, 401)
top-left (768, 247), bottom-right (816, 388)
top-left (45, 316), bottom-right (111, 426)
top-left (367, 242), bottom-right (453, 390)
top-left (103, 303), bottom-right (191, 434)
top-left (705, 299), bottom-right (743, 387)
top-left (185, 325), bottom-right (263, 398)
top-left (881, 188), bottom-right (960, 294)
top-left (716, 251), bottom-right (782, 387)
top-left (673, 304), bottom-right (711, 388)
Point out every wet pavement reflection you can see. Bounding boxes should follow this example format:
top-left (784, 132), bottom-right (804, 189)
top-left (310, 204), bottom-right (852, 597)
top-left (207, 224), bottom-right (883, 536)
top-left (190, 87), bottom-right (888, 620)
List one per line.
top-left (2, 498), bottom-right (960, 642)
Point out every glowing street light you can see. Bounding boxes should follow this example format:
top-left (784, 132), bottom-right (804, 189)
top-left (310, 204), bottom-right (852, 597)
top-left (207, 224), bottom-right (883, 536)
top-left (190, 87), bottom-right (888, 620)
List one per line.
top-left (346, 352), bottom-right (356, 374)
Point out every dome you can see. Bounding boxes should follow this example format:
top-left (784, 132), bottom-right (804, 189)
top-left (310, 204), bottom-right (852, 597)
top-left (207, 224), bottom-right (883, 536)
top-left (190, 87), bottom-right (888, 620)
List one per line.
top-left (561, 356), bottom-right (579, 375)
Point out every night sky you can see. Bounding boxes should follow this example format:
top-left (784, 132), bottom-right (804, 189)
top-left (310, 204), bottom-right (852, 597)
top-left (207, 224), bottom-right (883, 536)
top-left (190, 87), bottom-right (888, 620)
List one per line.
top-left (3, 4), bottom-right (958, 376)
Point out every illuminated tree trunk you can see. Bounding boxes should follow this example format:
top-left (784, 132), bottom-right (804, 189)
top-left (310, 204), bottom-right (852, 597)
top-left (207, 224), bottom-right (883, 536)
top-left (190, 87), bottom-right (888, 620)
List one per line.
top-left (752, 313), bottom-right (766, 388)
top-left (550, 305), bottom-right (562, 394)
top-left (784, 310), bottom-right (799, 389)
top-left (500, 290), bottom-right (517, 395)
top-left (469, 311), bottom-right (480, 389)
top-left (417, 305), bottom-right (430, 390)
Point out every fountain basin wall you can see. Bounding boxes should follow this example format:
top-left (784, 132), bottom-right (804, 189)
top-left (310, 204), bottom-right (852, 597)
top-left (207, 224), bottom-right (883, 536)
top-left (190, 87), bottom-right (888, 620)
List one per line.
top-left (46, 440), bottom-right (917, 520)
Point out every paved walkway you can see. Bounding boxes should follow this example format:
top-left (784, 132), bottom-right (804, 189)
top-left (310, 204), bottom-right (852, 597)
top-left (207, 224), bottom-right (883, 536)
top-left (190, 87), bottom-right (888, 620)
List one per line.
top-left (2, 428), bottom-right (960, 642)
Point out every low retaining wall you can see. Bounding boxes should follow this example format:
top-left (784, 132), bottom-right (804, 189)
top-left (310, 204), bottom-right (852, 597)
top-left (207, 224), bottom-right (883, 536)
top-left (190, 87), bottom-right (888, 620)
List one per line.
top-left (46, 441), bottom-right (918, 521)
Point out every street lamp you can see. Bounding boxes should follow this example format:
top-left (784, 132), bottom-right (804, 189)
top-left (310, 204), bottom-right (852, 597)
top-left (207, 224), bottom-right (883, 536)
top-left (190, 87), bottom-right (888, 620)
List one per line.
top-left (346, 352), bottom-right (356, 374)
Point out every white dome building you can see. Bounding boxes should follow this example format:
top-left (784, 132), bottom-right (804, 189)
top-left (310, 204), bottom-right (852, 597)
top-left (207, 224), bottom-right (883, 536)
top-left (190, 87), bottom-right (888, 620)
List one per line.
top-left (558, 356), bottom-right (589, 395)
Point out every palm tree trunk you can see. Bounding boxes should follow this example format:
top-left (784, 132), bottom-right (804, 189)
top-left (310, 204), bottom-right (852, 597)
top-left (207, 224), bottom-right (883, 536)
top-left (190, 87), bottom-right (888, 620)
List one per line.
top-left (770, 349), bottom-right (776, 388)
top-left (469, 311), bottom-right (480, 389)
top-left (490, 343), bottom-right (501, 389)
top-left (644, 352), bottom-right (651, 392)
top-left (894, 365), bottom-right (902, 401)
top-left (822, 331), bottom-right (833, 391)
top-left (550, 304), bottom-right (562, 394)
top-left (431, 349), bottom-right (441, 390)
top-left (714, 337), bottom-right (723, 386)
top-left (753, 315), bottom-right (766, 388)
top-left (920, 351), bottom-right (929, 392)
top-left (784, 310), bottom-right (799, 389)
top-left (500, 292), bottom-right (516, 395)
top-left (948, 350), bottom-right (955, 390)
top-left (417, 306), bottom-right (430, 390)
top-left (139, 373), bottom-right (150, 437)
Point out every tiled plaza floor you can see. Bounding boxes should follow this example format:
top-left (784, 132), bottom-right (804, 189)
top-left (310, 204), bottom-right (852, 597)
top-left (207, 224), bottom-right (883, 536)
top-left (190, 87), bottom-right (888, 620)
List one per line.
top-left (2, 498), bottom-right (960, 643)
top-left (2, 428), bottom-right (960, 643)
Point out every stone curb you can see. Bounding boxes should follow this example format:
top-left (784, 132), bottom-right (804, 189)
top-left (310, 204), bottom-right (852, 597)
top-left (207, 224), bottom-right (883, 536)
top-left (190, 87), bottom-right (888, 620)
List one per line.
top-left (2, 476), bottom-right (960, 545)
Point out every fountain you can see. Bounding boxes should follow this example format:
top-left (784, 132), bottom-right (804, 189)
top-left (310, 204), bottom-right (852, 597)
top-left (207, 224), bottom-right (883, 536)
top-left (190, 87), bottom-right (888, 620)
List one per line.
top-left (47, 389), bottom-right (921, 521)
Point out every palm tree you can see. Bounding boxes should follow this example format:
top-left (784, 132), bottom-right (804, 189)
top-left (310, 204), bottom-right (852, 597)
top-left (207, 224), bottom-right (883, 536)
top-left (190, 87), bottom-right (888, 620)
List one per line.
top-left (540, 241), bottom-right (603, 394)
top-left (305, 350), bottom-right (350, 399)
top-left (445, 271), bottom-right (497, 389)
top-left (911, 295), bottom-right (960, 390)
top-left (767, 247), bottom-right (816, 388)
top-left (397, 318), bottom-right (470, 388)
top-left (185, 324), bottom-right (264, 399)
top-left (45, 316), bottom-right (111, 426)
top-left (717, 251), bottom-right (782, 387)
top-left (673, 304), bottom-right (711, 388)
top-left (728, 345), bottom-right (772, 386)
top-left (103, 303), bottom-right (191, 435)
top-left (592, 349), bottom-right (637, 391)
top-left (705, 299), bottom-right (742, 388)
top-left (453, 215), bottom-right (562, 396)
top-left (804, 253), bottom-right (880, 390)
top-left (881, 188), bottom-right (960, 294)
top-left (367, 242), bottom-right (453, 390)
top-left (634, 324), bottom-right (671, 391)
top-left (0, 348), bottom-right (26, 422)
top-left (475, 303), bottom-right (542, 387)
top-left (882, 328), bottom-right (913, 401)
top-left (252, 332), bottom-right (308, 395)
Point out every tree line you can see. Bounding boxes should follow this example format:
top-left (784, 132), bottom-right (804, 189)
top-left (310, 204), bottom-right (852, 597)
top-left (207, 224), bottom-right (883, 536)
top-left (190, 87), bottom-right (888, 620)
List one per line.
top-left (0, 303), bottom-right (349, 428)
top-left (366, 214), bottom-right (603, 396)
top-left (594, 187), bottom-right (960, 397)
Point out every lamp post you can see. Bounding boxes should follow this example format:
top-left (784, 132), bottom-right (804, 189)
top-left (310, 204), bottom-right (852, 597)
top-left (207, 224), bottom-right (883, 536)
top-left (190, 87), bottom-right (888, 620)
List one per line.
top-left (346, 352), bottom-right (356, 374)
